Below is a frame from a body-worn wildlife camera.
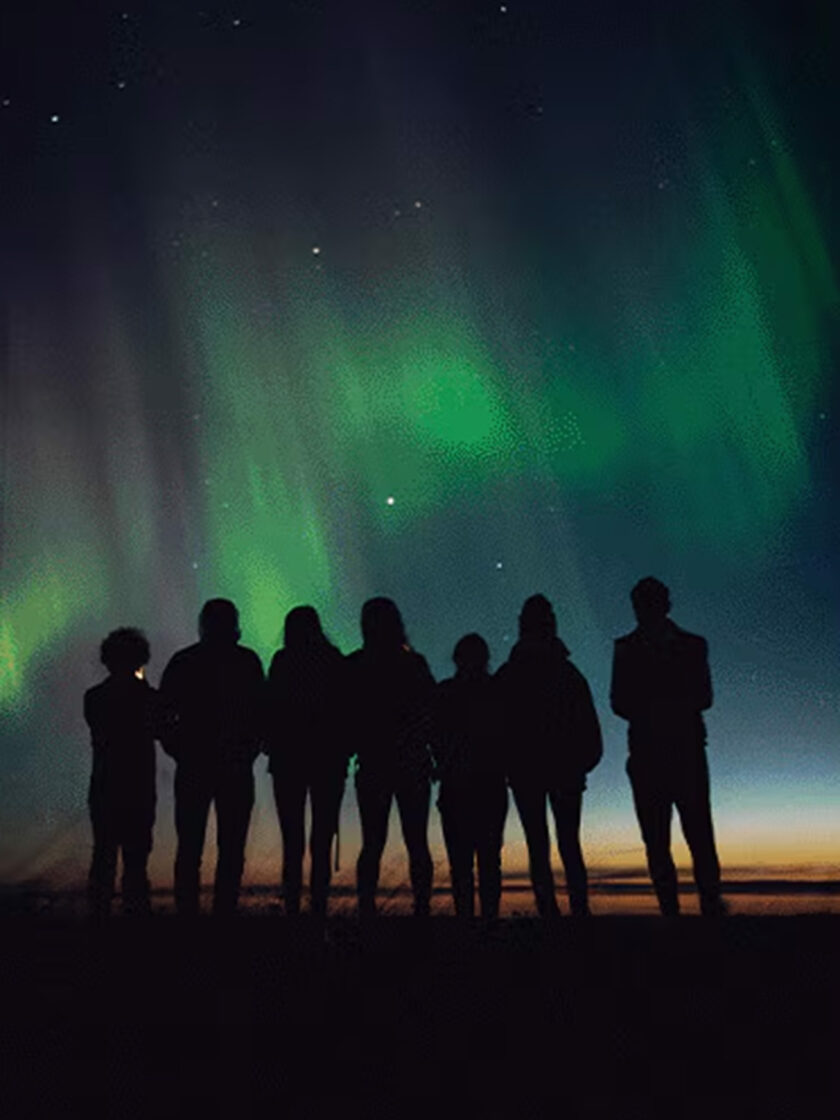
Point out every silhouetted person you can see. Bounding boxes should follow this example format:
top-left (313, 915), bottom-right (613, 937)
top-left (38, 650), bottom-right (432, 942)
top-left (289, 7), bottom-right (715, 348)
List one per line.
top-left (159, 599), bottom-right (264, 917)
top-left (84, 628), bottom-right (158, 918)
top-left (496, 595), bottom-right (602, 918)
top-left (266, 606), bottom-right (348, 919)
top-left (432, 633), bottom-right (508, 924)
top-left (611, 577), bottom-right (725, 917)
top-left (347, 598), bottom-right (435, 919)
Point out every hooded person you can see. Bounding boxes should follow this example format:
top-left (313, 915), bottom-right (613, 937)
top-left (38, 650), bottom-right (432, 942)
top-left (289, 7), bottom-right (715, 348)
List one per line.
top-left (265, 606), bottom-right (348, 919)
top-left (495, 595), bottom-right (602, 918)
top-left (159, 599), bottom-right (265, 917)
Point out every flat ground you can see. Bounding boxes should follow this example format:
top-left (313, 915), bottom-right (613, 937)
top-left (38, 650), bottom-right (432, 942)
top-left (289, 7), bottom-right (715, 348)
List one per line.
top-left (1, 913), bottom-right (836, 1117)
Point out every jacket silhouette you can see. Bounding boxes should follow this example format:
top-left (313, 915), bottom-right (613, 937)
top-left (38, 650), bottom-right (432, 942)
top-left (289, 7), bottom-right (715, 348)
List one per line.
top-left (266, 606), bottom-right (349, 918)
top-left (346, 597), bottom-right (436, 918)
top-left (159, 599), bottom-right (264, 916)
top-left (432, 633), bottom-right (508, 923)
top-left (84, 628), bottom-right (158, 917)
top-left (611, 577), bottom-right (724, 917)
top-left (496, 595), bottom-right (602, 917)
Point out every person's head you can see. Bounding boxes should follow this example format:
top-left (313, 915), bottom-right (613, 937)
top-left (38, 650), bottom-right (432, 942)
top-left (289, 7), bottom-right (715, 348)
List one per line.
top-left (630, 577), bottom-right (671, 627)
top-left (100, 627), bottom-right (150, 677)
top-left (361, 597), bottom-right (407, 652)
top-left (453, 633), bottom-right (489, 677)
top-left (518, 594), bottom-right (557, 642)
top-left (284, 605), bottom-right (326, 650)
top-left (198, 598), bottom-right (240, 644)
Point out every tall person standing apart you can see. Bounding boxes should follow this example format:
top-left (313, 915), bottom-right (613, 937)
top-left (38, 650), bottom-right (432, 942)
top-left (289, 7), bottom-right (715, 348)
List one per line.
top-left (610, 577), bottom-right (726, 917)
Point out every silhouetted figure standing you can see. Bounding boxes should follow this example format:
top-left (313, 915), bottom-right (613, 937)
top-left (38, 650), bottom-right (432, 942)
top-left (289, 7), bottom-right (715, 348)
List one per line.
top-left (84, 628), bottom-right (158, 918)
top-left (432, 634), bottom-right (508, 924)
top-left (496, 596), bottom-right (602, 918)
top-left (347, 598), bottom-right (436, 919)
top-left (266, 606), bottom-right (348, 919)
top-left (159, 600), bottom-right (264, 917)
top-left (611, 577), bottom-right (724, 917)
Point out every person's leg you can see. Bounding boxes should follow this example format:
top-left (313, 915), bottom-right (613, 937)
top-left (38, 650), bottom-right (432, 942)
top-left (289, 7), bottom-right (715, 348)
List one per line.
top-left (512, 783), bottom-right (559, 918)
top-left (628, 760), bottom-right (679, 916)
top-left (213, 766), bottom-right (255, 916)
top-left (120, 798), bottom-right (154, 915)
top-left (88, 797), bottom-right (118, 919)
top-left (549, 789), bottom-right (589, 916)
top-left (309, 772), bottom-right (345, 917)
top-left (439, 789), bottom-right (475, 921)
top-left (395, 778), bottom-right (434, 917)
top-left (475, 783), bottom-right (508, 923)
top-left (174, 767), bottom-right (213, 916)
top-left (675, 750), bottom-right (724, 915)
top-left (355, 774), bottom-right (392, 918)
top-left (272, 771), bottom-right (306, 916)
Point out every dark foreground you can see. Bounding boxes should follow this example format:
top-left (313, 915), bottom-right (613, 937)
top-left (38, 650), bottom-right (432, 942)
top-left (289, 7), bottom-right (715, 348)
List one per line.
top-left (2, 914), bottom-right (837, 1117)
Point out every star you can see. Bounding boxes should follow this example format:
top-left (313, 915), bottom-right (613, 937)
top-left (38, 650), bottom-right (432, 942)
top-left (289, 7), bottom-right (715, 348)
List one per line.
top-left (496, 562), bottom-right (503, 570)
top-left (50, 114), bottom-right (60, 124)
top-left (386, 496), bottom-right (395, 506)
top-left (312, 245), bottom-right (321, 255)
top-left (413, 200), bottom-right (423, 209)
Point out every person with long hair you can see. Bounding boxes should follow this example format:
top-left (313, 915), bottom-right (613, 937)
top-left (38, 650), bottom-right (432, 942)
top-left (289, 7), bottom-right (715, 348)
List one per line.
top-left (347, 597), bottom-right (436, 919)
top-left (496, 595), bottom-right (602, 918)
top-left (266, 606), bottom-right (348, 920)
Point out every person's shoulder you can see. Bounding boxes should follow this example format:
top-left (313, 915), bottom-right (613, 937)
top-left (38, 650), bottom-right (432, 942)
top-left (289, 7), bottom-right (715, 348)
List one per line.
top-left (406, 649), bottom-right (434, 679)
top-left (84, 679), bottom-right (109, 713)
top-left (166, 642), bottom-right (201, 668)
top-left (672, 624), bottom-right (707, 651)
top-left (85, 678), bottom-right (108, 700)
top-left (237, 644), bottom-right (264, 670)
top-left (563, 659), bottom-right (588, 686)
top-left (614, 629), bottom-right (638, 647)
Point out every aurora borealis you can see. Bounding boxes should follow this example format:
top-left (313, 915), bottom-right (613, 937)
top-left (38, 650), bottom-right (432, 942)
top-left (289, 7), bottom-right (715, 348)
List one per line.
top-left (2, 1), bottom-right (838, 893)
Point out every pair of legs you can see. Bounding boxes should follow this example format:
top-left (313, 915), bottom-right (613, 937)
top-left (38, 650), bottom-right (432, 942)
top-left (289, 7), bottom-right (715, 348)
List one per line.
top-left (88, 795), bottom-right (154, 917)
top-left (627, 749), bottom-right (722, 916)
top-left (271, 770), bottom-right (345, 916)
top-left (512, 783), bottom-right (589, 917)
top-left (356, 771), bottom-right (433, 917)
top-left (174, 764), bottom-right (255, 916)
top-left (438, 782), bottom-right (508, 922)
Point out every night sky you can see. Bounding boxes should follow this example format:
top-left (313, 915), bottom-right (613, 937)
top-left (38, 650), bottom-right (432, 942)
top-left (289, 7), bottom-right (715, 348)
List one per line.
top-left (2, 0), bottom-right (838, 889)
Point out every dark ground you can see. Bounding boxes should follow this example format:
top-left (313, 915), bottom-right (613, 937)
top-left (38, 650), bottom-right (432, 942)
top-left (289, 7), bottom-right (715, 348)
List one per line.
top-left (1, 913), bottom-right (836, 1118)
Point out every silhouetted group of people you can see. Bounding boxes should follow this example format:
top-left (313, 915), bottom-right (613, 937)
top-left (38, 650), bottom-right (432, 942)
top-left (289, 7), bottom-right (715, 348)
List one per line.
top-left (83, 578), bottom-right (726, 923)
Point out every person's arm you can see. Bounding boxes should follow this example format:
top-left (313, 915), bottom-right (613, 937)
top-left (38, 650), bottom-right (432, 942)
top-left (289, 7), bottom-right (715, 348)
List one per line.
top-left (157, 656), bottom-right (182, 759)
top-left (572, 669), bottom-right (603, 773)
top-left (247, 650), bottom-right (267, 761)
top-left (695, 638), bottom-right (713, 712)
top-left (609, 641), bottom-right (633, 721)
